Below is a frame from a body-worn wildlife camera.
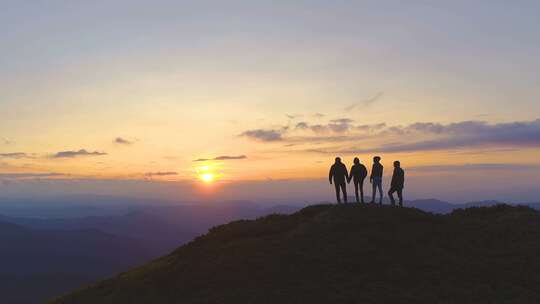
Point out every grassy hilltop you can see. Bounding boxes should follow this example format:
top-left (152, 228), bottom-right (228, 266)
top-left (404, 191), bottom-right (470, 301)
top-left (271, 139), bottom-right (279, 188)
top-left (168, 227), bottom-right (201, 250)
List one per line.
top-left (52, 204), bottom-right (540, 304)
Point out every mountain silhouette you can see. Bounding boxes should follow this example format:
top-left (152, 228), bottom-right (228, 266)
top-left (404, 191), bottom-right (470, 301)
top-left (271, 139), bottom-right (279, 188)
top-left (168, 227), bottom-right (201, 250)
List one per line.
top-left (0, 220), bottom-right (151, 304)
top-left (52, 204), bottom-right (540, 304)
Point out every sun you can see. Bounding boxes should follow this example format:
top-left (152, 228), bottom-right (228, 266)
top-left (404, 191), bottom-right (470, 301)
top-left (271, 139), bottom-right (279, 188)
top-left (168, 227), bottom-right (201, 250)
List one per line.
top-left (200, 173), bottom-right (214, 183)
top-left (195, 163), bottom-right (219, 184)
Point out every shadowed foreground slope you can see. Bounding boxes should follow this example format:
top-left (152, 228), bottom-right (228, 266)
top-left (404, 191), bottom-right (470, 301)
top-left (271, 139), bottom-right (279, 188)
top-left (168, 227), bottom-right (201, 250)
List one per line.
top-left (52, 204), bottom-right (540, 304)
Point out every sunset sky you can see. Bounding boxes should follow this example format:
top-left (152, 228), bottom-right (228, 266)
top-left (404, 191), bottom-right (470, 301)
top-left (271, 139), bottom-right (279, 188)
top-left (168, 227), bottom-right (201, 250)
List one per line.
top-left (1, 1), bottom-right (539, 202)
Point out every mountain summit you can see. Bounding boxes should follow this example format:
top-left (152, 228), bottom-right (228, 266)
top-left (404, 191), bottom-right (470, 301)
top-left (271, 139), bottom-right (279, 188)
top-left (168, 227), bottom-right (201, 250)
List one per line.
top-left (52, 204), bottom-right (540, 304)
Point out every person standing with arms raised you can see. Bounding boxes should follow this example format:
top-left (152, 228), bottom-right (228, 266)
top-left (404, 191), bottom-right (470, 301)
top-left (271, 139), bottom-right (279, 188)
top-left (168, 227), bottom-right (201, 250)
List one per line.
top-left (329, 157), bottom-right (349, 204)
top-left (348, 157), bottom-right (368, 203)
top-left (370, 156), bottom-right (384, 204)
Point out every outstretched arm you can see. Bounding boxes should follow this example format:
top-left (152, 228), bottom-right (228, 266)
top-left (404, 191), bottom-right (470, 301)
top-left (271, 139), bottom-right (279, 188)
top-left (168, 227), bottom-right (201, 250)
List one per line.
top-left (329, 166), bottom-right (334, 184)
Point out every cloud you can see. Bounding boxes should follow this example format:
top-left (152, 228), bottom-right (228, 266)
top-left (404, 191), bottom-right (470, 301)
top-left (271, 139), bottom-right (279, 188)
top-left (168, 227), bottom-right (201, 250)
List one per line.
top-left (114, 137), bottom-right (134, 145)
top-left (355, 123), bottom-right (387, 132)
top-left (286, 114), bottom-right (301, 120)
top-left (390, 120), bottom-right (540, 152)
top-left (310, 119), bottom-right (540, 154)
top-left (344, 92), bottom-right (384, 111)
top-left (0, 172), bottom-right (64, 179)
top-left (193, 155), bottom-right (247, 162)
top-left (409, 163), bottom-right (540, 172)
top-left (52, 149), bottom-right (107, 158)
top-left (2, 138), bottom-right (12, 145)
top-left (240, 129), bottom-right (284, 142)
top-left (328, 119), bottom-right (354, 133)
top-left (295, 118), bottom-right (354, 134)
top-left (295, 122), bottom-right (328, 134)
top-left (243, 117), bottom-right (540, 156)
top-left (0, 152), bottom-right (29, 159)
top-left (330, 118), bottom-right (354, 124)
top-left (404, 122), bottom-right (446, 134)
top-left (144, 171), bottom-right (178, 177)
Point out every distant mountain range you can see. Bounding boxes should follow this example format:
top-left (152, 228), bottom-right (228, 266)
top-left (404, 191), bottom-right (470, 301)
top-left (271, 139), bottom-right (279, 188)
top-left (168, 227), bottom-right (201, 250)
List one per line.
top-left (407, 199), bottom-right (540, 213)
top-left (51, 204), bottom-right (540, 303)
top-left (0, 220), bottom-right (150, 304)
top-left (0, 201), bottom-right (303, 255)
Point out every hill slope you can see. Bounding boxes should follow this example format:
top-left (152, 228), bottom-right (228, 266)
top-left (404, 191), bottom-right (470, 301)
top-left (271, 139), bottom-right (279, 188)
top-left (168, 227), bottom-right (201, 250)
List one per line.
top-left (52, 204), bottom-right (540, 304)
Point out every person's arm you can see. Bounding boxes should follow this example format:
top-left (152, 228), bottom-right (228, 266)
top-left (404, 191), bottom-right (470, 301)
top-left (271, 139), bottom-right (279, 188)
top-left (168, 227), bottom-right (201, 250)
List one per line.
top-left (329, 166), bottom-right (334, 184)
top-left (362, 166), bottom-right (368, 179)
top-left (370, 165), bottom-right (374, 183)
top-left (402, 170), bottom-right (405, 188)
top-left (347, 167), bottom-right (353, 183)
top-left (344, 165), bottom-right (349, 182)
top-left (391, 168), bottom-right (397, 186)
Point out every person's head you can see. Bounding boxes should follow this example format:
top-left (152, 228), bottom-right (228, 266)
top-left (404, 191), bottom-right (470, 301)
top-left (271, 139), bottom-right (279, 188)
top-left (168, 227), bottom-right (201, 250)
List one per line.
top-left (335, 157), bottom-right (341, 164)
top-left (353, 157), bottom-right (360, 165)
top-left (394, 160), bottom-right (400, 168)
top-left (373, 156), bottom-right (381, 163)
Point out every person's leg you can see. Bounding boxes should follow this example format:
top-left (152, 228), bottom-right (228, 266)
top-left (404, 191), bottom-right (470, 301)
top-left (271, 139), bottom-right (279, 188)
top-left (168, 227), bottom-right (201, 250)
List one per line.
top-left (377, 181), bottom-right (383, 204)
top-left (359, 180), bottom-right (365, 203)
top-left (397, 188), bottom-right (403, 207)
top-left (371, 183), bottom-right (376, 203)
top-left (334, 183), bottom-right (341, 203)
top-left (354, 181), bottom-right (360, 203)
top-left (341, 182), bottom-right (348, 203)
top-left (388, 187), bottom-right (396, 206)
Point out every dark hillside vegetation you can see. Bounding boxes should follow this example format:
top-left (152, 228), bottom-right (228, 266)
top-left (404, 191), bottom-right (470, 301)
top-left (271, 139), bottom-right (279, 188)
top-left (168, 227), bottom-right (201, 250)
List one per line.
top-left (52, 204), bottom-right (540, 304)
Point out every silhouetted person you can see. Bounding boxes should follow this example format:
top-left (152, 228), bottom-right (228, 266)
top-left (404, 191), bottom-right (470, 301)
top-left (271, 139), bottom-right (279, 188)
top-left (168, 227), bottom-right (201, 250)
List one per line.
top-left (329, 157), bottom-right (348, 203)
top-left (370, 156), bottom-right (384, 204)
top-left (388, 161), bottom-right (405, 207)
top-left (348, 157), bottom-right (367, 203)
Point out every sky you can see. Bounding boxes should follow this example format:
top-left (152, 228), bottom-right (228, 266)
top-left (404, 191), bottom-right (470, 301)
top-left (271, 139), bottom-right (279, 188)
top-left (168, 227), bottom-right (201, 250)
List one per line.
top-left (1, 0), bottom-right (539, 202)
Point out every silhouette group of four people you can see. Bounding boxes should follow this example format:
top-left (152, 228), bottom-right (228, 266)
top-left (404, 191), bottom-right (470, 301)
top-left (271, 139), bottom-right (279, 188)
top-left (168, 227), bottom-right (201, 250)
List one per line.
top-left (329, 156), bottom-right (405, 206)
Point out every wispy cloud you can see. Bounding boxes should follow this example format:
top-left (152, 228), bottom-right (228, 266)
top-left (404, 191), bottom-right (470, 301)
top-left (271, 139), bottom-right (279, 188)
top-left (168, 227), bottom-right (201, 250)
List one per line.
top-left (52, 149), bottom-right (107, 158)
top-left (144, 171), bottom-right (178, 177)
top-left (355, 123), bottom-right (387, 132)
top-left (344, 92), bottom-right (384, 111)
top-left (240, 129), bottom-right (284, 142)
top-left (295, 118), bottom-right (354, 134)
top-left (286, 114), bottom-right (301, 120)
top-left (409, 163), bottom-right (540, 172)
top-left (0, 152), bottom-right (29, 159)
top-left (193, 155), bottom-right (247, 162)
top-left (0, 172), bottom-right (64, 179)
top-left (114, 137), bottom-right (134, 145)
